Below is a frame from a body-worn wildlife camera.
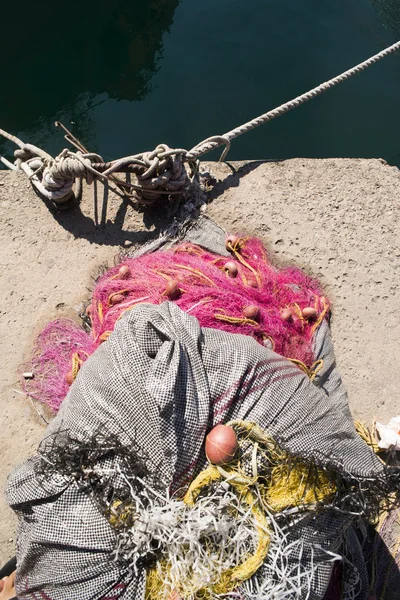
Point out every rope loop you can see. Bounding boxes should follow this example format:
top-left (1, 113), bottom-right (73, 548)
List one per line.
top-left (1, 39), bottom-right (399, 207)
top-left (44, 150), bottom-right (106, 187)
top-left (126, 144), bottom-right (192, 204)
top-left (187, 135), bottom-right (231, 162)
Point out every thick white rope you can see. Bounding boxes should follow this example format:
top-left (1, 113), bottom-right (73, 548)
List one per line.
top-left (0, 39), bottom-right (399, 203)
top-left (187, 39), bottom-right (400, 160)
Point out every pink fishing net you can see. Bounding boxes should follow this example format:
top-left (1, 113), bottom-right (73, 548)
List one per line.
top-left (23, 320), bottom-right (96, 413)
top-left (22, 236), bottom-right (330, 412)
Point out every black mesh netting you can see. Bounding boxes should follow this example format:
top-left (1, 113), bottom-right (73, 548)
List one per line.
top-left (6, 217), bottom-right (399, 600)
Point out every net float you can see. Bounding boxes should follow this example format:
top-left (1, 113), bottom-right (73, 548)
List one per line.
top-left (165, 279), bottom-right (181, 299)
top-left (110, 293), bottom-right (125, 305)
top-left (205, 424), bottom-right (238, 465)
top-left (224, 261), bottom-right (238, 278)
top-left (225, 234), bottom-right (240, 251)
top-left (243, 305), bottom-right (260, 321)
top-left (302, 307), bottom-right (318, 320)
top-left (280, 308), bottom-right (293, 321)
top-left (117, 265), bottom-right (131, 279)
top-left (246, 275), bottom-right (258, 288)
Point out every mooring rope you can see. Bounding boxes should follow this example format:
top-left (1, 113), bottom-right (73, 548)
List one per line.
top-left (187, 39), bottom-right (400, 160)
top-left (1, 39), bottom-right (399, 205)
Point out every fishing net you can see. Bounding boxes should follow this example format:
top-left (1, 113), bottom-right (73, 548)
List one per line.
top-left (7, 217), bottom-right (400, 600)
top-left (22, 229), bottom-right (328, 412)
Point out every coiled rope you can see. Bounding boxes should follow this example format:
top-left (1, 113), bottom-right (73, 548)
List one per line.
top-left (1, 39), bottom-right (399, 206)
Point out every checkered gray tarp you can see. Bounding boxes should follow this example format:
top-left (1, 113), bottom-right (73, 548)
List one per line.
top-left (6, 220), bottom-right (386, 600)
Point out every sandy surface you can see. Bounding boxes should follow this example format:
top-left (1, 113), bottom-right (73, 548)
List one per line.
top-left (205, 159), bottom-right (400, 424)
top-left (1, 158), bottom-right (399, 565)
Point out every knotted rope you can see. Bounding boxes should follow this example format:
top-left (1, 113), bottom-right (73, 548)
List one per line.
top-left (1, 39), bottom-right (399, 205)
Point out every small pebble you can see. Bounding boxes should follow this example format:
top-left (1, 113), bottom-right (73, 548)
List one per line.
top-left (65, 371), bottom-right (74, 386)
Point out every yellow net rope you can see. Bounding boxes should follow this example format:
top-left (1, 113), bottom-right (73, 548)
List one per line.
top-left (145, 420), bottom-right (337, 599)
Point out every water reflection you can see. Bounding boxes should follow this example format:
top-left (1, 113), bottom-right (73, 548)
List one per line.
top-left (372, 0), bottom-right (400, 37)
top-left (1, 0), bottom-right (400, 167)
top-left (0, 0), bottom-right (180, 152)
top-left (100, 0), bottom-right (180, 101)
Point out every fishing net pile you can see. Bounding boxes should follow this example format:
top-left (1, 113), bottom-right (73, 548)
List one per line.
top-left (7, 220), bottom-right (400, 600)
top-left (22, 234), bottom-right (329, 412)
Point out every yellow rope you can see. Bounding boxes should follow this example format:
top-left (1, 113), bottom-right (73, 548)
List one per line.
top-left (310, 296), bottom-right (330, 334)
top-left (354, 421), bottom-right (380, 454)
top-left (173, 244), bottom-right (205, 257)
top-left (261, 334), bottom-right (275, 350)
top-left (113, 297), bottom-right (153, 322)
top-left (291, 303), bottom-right (305, 331)
top-left (108, 499), bottom-right (137, 528)
top-left (210, 257), bottom-right (226, 266)
top-left (183, 465), bottom-right (221, 505)
top-left (226, 240), bottom-right (262, 288)
top-left (226, 237), bottom-right (246, 253)
top-left (107, 288), bottom-right (130, 306)
top-left (226, 420), bottom-right (282, 456)
top-left (171, 420), bottom-right (336, 597)
top-left (146, 466), bottom-right (270, 599)
top-left (70, 352), bottom-right (84, 381)
top-left (182, 466), bottom-right (270, 598)
top-left (214, 312), bottom-right (259, 327)
top-left (99, 330), bottom-right (112, 342)
top-left (241, 271), bottom-right (253, 287)
top-left (287, 358), bottom-right (324, 381)
top-left (174, 264), bottom-right (217, 287)
top-left (144, 418), bottom-right (387, 599)
top-left (264, 461), bottom-right (336, 511)
top-left (97, 301), bottom-right (103, 323)
top-left (153, 269), bottom-right (175, 281)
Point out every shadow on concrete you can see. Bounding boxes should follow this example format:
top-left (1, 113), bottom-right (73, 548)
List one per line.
top-left (32, 180), bottom-right (177, 248)
top-left (29, 160), bottom-right (277, 247)
top-left (204, 159), bottom-right (281, 203)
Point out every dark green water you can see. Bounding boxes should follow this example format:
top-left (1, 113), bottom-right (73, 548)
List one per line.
top-left (1, 0), bottom-right (400, 165)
